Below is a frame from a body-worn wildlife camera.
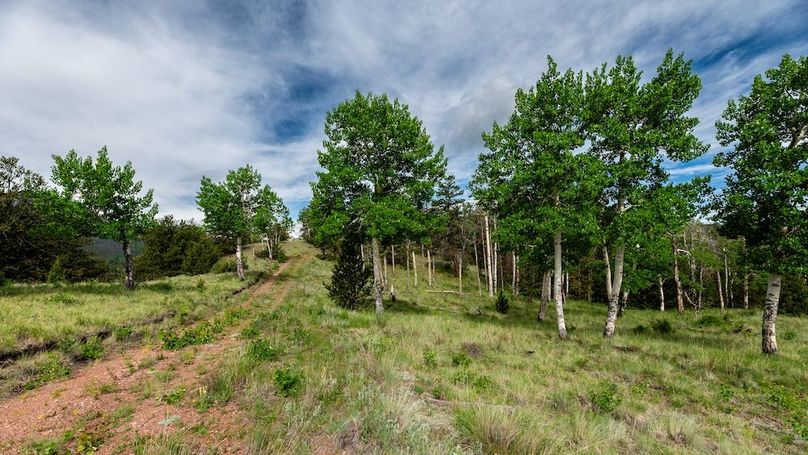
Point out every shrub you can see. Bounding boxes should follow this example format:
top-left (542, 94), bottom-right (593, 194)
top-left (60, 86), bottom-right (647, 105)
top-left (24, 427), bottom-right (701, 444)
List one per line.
top-left (495, 291), bottom-right (509, 314)
top-left (160, 322), bottom-right (214, 350)
top-left (181, 238), bottom-right (221, 275)
top-left (782, 330), bottom-right (797, 341)
top-left (211, 257), bottom-right (247, 274)
top-left (590, 381), bottom-right (622, 413)
top-left (326, 222), bottom-right (372, 310)
top-left (80, 336), bottom-right (105, 360)
top-left (423, 348), bottom-right (438, 368)
top-left (451, 352), bottom-right (472, 368)
top-left (46, 256), bottom-right (67, 283)
top-left (695, 314), bottom-right (724, 328)
top-left (651, 319), bottom-right (674, 334)
top-left (274, 366), bottom-right (304, 397)
top-left (248, 339), bottom-right (278, 361)
top-left (47, 292), bottom-right (79, 305)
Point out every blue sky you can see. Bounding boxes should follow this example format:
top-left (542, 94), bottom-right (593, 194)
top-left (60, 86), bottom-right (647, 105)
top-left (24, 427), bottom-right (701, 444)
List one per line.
top-left (1, 0), bottom-right (806, 220)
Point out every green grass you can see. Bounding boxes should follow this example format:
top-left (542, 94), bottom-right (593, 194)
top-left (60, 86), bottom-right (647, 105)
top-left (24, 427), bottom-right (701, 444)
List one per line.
top-left (203, 241), bottom-right (807, 454)
top-left (0, 273), bottom-right (246, 354)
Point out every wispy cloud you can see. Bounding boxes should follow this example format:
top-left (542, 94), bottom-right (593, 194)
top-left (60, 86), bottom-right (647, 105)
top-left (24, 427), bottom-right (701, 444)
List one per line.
top-left (1, 0), bottom-right (806, 219)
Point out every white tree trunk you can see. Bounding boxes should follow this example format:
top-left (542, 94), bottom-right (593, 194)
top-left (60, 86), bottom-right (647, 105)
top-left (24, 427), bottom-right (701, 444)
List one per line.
top-left (603, 245), bottom-right (613, 298)
top-left (658, 276), bottom-right (665, 311)
top-left (412, 250), bottom-right (418, 287)
top-left (123, 240), bottom-right (135, 290)
top-left (724, 254), bottom-right (730, 307)
top-left (383, 248), bottom-right (388, 289)
top-left (474, 240), bottom-right (482, 296)
top-left (484, 215), bottom-right (494, 297)
top-left (406, 245), bottom-right (410, 288)
top-left (553, 232), bottom-right (568, 339)
top-left (673, 242), bottom-right (684, 313)
top-left (235, 236), bottom-right (245, 281)
top-left (762, 272), bottom-right (782, 354)
top-left (603, 244), bottom-right (625, 338)
top-left (427, 249), bottom-right (433, 286)
top-left (458, 255), bottom-right (463, 294)
top-left (371, 237), bottom-right (384, 314)
top-left (743, 273), bottom-right (749, 309)
top-left (539, 270), bottom-right (550, 321)
top-left (717, 269), bottom-right (725, 310)
top-left (512, 251), bottom-right (517, 293)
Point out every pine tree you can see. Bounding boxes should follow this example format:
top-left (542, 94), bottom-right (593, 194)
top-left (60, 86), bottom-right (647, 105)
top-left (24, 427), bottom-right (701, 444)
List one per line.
top-left (326, 221), bottom-right (373, 310)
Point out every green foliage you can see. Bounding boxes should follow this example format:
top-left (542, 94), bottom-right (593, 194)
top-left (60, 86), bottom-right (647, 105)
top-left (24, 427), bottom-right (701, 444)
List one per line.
top-left (422, 348), bottom-right (437, 368)
top-left (135, 216), bottom-right (221, 279)
top-left (159, 387), bottom-right (186, 405)
top-left (211, 257), bottom-right (247, 274)
top-left (23, 354), bottom-right (71, 390)
top-left (248, 339), bottom-right (278, 361)
top-left (273, 365), bottom-right (304, 397)
top-left (714, 54), bottom-right (808, 275)
top-left (160, 322), bottom-right (214, 350)
top-left (590, 381), bottom-right (622, 413)
top-left (47, 291), bottom-right (80, 305)
top-left (451, 351), bottom-right (472, 368)
top-left (495, 291), bottom-right (509, 314)
top-left (51, 147), bottom-right (158, 288)
top-left (307, 91), bottom-right (447, 262)
top-left (650, 319), bottom-right (674, 334)
top-left (325, 221), bottom-right (373, 310)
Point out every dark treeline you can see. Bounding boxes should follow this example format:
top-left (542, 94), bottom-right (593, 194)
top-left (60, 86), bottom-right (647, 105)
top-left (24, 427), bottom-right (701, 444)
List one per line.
top-left (301, 51), bottom-right (807, 355)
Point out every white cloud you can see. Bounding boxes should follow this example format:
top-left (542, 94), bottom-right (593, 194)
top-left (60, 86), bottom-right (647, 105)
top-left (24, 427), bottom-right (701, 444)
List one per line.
top-left (1, 0), bottom-right (804, 220)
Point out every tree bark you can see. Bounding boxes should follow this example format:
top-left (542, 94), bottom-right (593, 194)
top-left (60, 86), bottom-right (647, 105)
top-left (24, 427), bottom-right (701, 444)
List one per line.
top-left (724, 253), bottom-right (730, 307)
top-left (235, 236), bottom-right (245, 281)
top-left (474, 240), bottom-right (482, 296)
top-left (717, 269), bottom-right (725, 310)
top-left (603, 244), bottom-right (624, 338)
top-left (412, 250), bottom-right (418, 287)
top-left (515, 254), bottom-right (520, 297)
top-left (427, 249), bottom-right (433, 286)
top-left (743, 273), bottom-right (749, 309)
top-left (658, 276), bottom-right (665, 311)
top-left (512, 251), bottom-right (517, 294)
top-left (458, 255), bottom-right (463, 294)
top-left (371, 237), bottom-right (384, 314)
top-left (553, 232), bottom-right (568, 338)
top-left (539, 270), bottom-right (550, 322)
top-left (762, 272), bottom-right (782, 354)
top-left (603, 245), bottom-right (612, 299)
top-left (123, 240), bottom-right (135, 290)
top-left (698, 266), bottom-right (703, 310)
top-left (617, 290), bottom-right (628, 317)
top-left (673, 241), bottom-right (684, 314)
top-left (383, 248), bottom-right (388, 290)
top-left (484, 215), bottom-right (493, 297)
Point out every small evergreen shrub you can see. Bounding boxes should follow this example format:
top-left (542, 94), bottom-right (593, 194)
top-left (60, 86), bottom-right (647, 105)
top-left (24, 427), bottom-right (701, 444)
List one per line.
top-left (782, 330), bottom-right (797, 340)
top-left (495, 291), bottom-right (509, 314)
top-left (46, 256), bottom-right (67, 283)
top-left (181, 238), bottom-right (221, 275)
top-left (326, 222), bottom-right (372, 310)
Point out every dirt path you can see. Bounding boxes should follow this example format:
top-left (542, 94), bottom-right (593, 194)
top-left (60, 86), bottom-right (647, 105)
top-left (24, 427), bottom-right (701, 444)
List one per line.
top-left (0, 258), bottom-right (298, 454)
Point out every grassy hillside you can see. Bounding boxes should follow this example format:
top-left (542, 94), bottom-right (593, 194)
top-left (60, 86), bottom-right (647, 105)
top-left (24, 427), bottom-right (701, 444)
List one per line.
top-left (4, 240), bottom-right (806, 453)
top-left (183, 241), bottom-right (807, 454)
